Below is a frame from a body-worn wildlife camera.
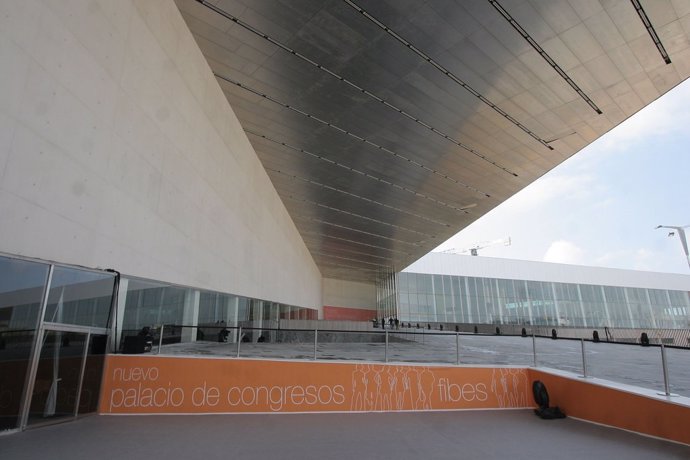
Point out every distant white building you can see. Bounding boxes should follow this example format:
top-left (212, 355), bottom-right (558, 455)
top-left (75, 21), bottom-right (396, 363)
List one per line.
top-left (390, 253), bottom-right (690, 329)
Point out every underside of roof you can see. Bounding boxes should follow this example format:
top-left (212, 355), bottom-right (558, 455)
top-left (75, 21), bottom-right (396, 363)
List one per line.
top-left (174, 0), bottom-right (690, 283)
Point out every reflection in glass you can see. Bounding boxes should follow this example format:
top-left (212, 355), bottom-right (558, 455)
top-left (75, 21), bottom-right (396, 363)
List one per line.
top-left (121, 279), bottom-right (187, 333)
top-left (0, 256), bottom-right (49, 431)
top-left (28, 331), bottom-right (87, 425)
top-left (117, 276), bottom-right (318, 351)
top-left (198, 292), bottom-right (238, 325)
top-left (0, 256), bottom-right (48, 332)
top-left (44, 267), bottom-right (115, 328)
top-left (0, 330), bottom-right (35, 431)
top-left (78, 334), bottom-right (107, 414)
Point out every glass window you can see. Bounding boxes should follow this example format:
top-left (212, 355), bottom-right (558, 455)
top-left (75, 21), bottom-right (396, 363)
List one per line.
top-left (407, 273), bottom-right (418, 293)
top-left (44, 267), bottom-right (115, 328)
top-left (625, 287), bottom-right (651, 328)
top-left (78, 334), bottom-right (108, 414)
top-left (0, 256), bottom-right (49, 332)
top-left (27, 331), bottom-right (87, 425)
top-left (198, 292), bottom-right (238, 325)
top-left (237, 297), bottom-right (249, 321)
top-left (120, 279), bottom-right (190, 349)
top-left (0, 256), bottom-right (50, 431)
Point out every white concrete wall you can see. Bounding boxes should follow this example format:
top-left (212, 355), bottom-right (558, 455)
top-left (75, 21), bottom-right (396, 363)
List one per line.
top-left (322, 278), bottom-right (376, 309)
top-left (0, 0), bottom-right (321, 308)
top-left (406, 253), bottom-right (690, 291)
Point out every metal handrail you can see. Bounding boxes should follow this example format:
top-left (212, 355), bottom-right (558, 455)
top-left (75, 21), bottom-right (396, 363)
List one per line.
top-left (119, 324), bottom-right (690, 349)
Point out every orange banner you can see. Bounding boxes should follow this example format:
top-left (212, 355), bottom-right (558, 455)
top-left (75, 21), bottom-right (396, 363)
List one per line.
top-left (99, 356), bottom-right (531, 414)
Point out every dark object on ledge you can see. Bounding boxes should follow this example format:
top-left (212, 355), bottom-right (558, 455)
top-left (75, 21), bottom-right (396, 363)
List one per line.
top-left (532, 380), bottom-right (566, 420)
top-left (640, 332), bottom-right (650, 346)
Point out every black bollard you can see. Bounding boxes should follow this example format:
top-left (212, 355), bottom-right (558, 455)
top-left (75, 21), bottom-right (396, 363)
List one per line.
top-left (474, 325), bottom-right (478, 334)
top-left (495, 327), bottom-right (501, 335)
top-left (521, 327), bottom-right (527, 337)
top-left (551, 329), bottom-right (557, 340)
top-left (592, 330), bottom-right (600, 343)
top-left (640, 332), bottom-right (650, 346)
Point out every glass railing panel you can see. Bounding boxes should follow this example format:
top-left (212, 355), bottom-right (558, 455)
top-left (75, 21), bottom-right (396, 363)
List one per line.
top-left (532, 337), bottom-right (585, 375)
top-left (236, 327), bottom-right (316, 361)
top-left (316, 330), bottom-right (387, 363)
top-left (586, 341), bottom-right (665, 392)
top-left (664, 347), bottom-right (690, 397)
top-left (387, 330), bottom-right (455, 365)
top-left (455, 334), bottom-right (535, 367)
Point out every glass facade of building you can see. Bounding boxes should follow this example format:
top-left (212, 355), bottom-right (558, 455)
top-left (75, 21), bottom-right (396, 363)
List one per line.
top-left (0, 255), bottom-right (116, 432)
top-left (396, 272), bottom-right (690, 329)
top-left (0, 253), bottom-right (317, 432)
top-left (116, 276), bottom-right (317, 350)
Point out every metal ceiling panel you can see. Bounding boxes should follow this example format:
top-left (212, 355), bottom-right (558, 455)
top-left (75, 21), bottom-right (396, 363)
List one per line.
top-left (176, 0), bottom-right (690, 283)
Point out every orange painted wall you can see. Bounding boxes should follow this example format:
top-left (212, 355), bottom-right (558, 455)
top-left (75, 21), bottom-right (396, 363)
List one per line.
top-left (529, 369), bottom-right (690, 446)
top-left (99, 355), bottom-right (531, 414)
top-left (322, 305), bottom-right (376, 321)
top-left (98, 356), bottom-right (690, 445)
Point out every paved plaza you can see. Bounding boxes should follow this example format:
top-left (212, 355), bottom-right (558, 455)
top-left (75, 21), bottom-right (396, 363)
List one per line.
top-left (2, 410), bottom-right (690, 460)
top-left (160, 332), bottom-right (690, 397)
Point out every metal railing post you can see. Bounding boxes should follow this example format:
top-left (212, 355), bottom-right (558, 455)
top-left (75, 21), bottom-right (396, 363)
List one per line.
top-left (385, 330), bottom-right (389, 363)
top-left (455, 332), bottom-right (460, 365)
top-left (660, 344), bottom-right (671, 396)
top-left (158, 324), bottom-right (164, 354)
top-left (313, 328), bottom-right (318, 360)
top-left (580, 338), bottom-right (587, 378)
top-left (532, 333), bottom-right (537, 367)
top-left (236, 326), bottom-right (242, 358)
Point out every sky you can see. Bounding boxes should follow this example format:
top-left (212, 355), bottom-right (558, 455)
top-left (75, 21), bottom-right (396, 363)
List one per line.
top-left (433, 79), bottom-right (690, 275)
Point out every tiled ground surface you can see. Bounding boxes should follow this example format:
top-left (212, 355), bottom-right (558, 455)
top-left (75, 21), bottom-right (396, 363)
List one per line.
top-left (3, 410), bottom-right (690, 460)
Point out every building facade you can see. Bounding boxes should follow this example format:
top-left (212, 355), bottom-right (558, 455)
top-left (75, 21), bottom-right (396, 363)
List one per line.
top-left (394, 253), bottom-right (690, 329)
top-left (0, 251), bottom-right (318, 432)
top-left (3, 0), bottom-right (690, 434)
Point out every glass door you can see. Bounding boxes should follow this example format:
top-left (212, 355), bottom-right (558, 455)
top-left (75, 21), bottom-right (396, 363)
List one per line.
top-left (26, 328), bottom-right (107, 427)
top-left (27, 330), bottom-right (86, 425)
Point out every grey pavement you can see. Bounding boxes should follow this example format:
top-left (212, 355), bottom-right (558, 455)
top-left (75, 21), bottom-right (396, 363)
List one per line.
top-left (161, 332), bottom-right (690, 397)
top-left (2, 410), bottom-right (690, 460)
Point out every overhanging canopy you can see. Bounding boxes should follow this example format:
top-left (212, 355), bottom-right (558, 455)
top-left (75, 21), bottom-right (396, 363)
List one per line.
top-left (175, 0), bottom-right (690, 282)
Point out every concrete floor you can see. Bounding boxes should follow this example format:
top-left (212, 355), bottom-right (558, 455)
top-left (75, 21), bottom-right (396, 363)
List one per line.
top-left (2, 410), bottom-right (690, 460)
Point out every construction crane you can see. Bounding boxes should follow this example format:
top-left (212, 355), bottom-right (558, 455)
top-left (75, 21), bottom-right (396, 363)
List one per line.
top-left (438, 237), bottom-right (512, 256)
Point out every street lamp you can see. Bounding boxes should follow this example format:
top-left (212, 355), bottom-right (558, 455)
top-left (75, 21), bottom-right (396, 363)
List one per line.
top-left (655, 224), bottom-right (690, 270)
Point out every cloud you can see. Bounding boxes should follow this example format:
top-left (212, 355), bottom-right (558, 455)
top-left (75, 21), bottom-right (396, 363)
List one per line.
top-left (505, 173), bottom-right (596, 213)
top-left (432, 81), bottom-right (690, 274)
top-left (434, 172), bottom-right (606, 258)
top-left (543, 240), bottom-right (585, 265)
top-left (595, 247), bottom-right (661, 272)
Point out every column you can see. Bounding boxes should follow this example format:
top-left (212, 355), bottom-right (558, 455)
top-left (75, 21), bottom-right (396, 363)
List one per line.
top-left (181, 289), bottom-right (200, 343)
top-left (113, 278), bottom-right (129, 351)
